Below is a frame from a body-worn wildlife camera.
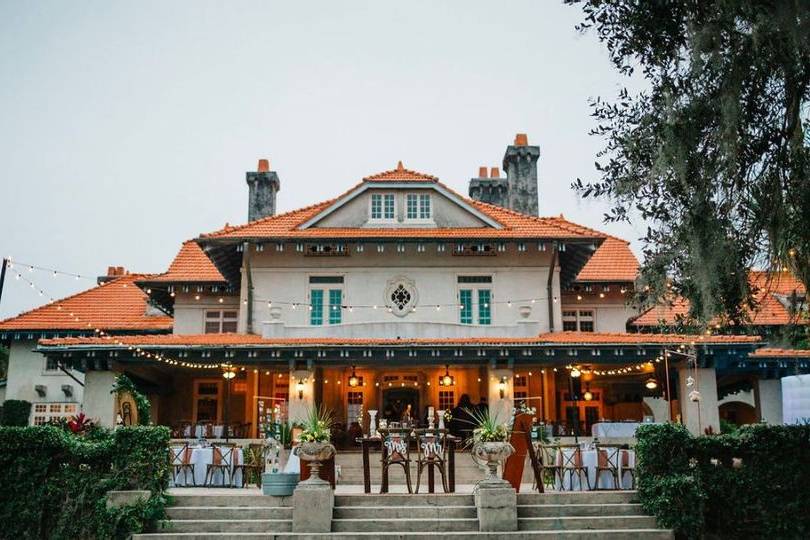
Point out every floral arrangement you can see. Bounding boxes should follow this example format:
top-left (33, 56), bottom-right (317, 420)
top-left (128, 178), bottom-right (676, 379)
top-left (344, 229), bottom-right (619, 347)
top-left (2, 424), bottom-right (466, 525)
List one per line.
top-left (466, 407), bottom-right (509, 443)
top-left (299, 405), bottom-right (334, 443)
top-left (513, 402), bottom-right (537, 417)
top-left (443, 409), bottom-right (453, 423)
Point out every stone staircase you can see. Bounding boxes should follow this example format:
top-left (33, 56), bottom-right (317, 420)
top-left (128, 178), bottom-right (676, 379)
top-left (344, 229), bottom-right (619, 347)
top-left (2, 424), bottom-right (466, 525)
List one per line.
top-left (133, 490), bottom-right (672, 539)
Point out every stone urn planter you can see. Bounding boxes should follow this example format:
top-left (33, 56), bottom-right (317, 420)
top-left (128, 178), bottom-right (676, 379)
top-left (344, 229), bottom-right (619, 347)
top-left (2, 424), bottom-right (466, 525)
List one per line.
top-left (472, 441), bottom-right (515, 484)
top-left (298, 441), bottom-right (336, 484)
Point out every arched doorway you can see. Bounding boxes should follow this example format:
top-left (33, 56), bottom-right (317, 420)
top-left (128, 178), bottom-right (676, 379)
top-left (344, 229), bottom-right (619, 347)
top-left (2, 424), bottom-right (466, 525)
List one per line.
top-left (382, 387), bottom-right (420, 423)
top-left (719, 401), bottom-right (757, 426)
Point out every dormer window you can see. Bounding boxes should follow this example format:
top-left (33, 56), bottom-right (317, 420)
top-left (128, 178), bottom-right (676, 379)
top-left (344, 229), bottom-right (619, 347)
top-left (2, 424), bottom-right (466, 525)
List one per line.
top-left (406, 194), bottom-right (431, 220)
top-left (371, 193), bottom-right (395, 220)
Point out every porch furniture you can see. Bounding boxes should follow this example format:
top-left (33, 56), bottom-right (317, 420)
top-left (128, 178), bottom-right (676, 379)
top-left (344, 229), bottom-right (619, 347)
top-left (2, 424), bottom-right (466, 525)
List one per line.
top-left (559, 445), bottom-right (591, 491)
top-left (379, 428), bottom-right (413, 493)
top-left (169, 445), bottom-right (244, 487)
top-left (591, 422), bottom-right (644, 438)
top-left (619, 448), bottom-right (636, 489)
top-left (594, 445), bottom-right (621, 490)
top-left (205, 444), bottom-right (239, 487)
top-left (535, 443), bottom-right (561, 491)
top-left (357, 434), bottom-right (458, 494)
top-left (233, 443), bottom-right (266, 487)
top-left (414, 428), bottom-right (449, 493)
top-left (169, 443), bottom-right (196, 486)
top-left (550, 447), bottom-right (637, 491)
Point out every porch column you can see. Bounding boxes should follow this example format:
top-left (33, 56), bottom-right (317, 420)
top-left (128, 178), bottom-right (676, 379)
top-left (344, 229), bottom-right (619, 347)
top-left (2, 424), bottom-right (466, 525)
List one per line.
top-left (288, 369), bottom-right (315, 424)
top-left (755, 378), bottom-right (783, 424)
top-left (82, 371), bottom-right (118, 427)
top-left (488, 367), bottom-right (513, 425)
top-left (678, 367), bottom-right (720, 435)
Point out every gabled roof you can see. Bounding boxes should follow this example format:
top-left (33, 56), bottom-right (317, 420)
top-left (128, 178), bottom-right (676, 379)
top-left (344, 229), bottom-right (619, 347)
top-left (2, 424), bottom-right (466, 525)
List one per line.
top-left (140, 241), bottom-right (226, 284)
top-left (0, 274), bottom-right (173, 332)
top-left (633, 271), bottom-right (806, 327)
top-left (198, 165), bottom-right (609, 242)
top-left (362, 161), bottom-right (438, 182)
top-left (576, 237), bottom-right (639, 282)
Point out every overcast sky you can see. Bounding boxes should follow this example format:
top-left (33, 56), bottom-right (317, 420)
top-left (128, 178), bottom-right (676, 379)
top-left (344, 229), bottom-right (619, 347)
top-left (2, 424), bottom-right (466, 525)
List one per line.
top-left (0, 0), bottom-right (647, 319)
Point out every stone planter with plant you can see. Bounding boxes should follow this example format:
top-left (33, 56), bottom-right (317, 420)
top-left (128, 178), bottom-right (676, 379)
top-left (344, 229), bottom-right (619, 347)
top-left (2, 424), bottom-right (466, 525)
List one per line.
top-left (297, 405), bottom-right (336, 485)
top-left (467, 408), bottom-right (514, 485)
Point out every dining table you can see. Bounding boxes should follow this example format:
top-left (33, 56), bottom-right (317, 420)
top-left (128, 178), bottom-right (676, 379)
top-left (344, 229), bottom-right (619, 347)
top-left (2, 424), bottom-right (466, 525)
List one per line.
top-left (170, 445), bottom-right (243, 487)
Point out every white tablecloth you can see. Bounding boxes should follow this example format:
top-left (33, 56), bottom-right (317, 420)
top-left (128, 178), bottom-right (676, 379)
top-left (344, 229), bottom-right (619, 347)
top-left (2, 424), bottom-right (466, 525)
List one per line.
top-left (553, 448), bottom-right (635, 491)
top-left (170, 446), bottom-right (243, 487)
top-left (591, 422), bottom-right (643, 438)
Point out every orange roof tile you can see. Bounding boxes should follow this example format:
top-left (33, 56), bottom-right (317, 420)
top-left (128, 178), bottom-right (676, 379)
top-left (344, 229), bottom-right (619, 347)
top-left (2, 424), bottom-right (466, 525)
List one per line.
top-left (143, 241), bottom-right (226, 283)
top-left (749, 347), bottom-right (810, 358)
top-left (633, 271), bottom-right (806, 327)
top-left (362, 161), bottom-right (439, 182)
top-left (38, 331), bottom-right (760, 348)
top-left (576, 237), bottom-right (639, 282)
top-left (0, 274), bottom-right (173, 332)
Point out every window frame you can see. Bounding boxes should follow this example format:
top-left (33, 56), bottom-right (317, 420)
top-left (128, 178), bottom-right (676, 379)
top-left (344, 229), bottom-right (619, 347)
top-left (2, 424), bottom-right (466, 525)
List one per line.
top-left (562, 309), bottom-right (596, 332)
top-left (370, 193), bottom-right (396, 222)
top-left (204, 309), bottom-right (238, 334)
top-left (405, 193), bottom-right (432, 221)
top-left (457, 275), bottom-right (494, 325)
top-left (309, 275), bottom-right (345, 326)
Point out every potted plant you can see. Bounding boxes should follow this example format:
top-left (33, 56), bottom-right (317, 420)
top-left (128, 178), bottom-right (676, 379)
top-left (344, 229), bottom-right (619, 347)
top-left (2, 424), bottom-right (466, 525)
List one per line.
top-left (467, 408), bottom-right (514, 484)
top-left (297, 405), bottom-right (336, 484)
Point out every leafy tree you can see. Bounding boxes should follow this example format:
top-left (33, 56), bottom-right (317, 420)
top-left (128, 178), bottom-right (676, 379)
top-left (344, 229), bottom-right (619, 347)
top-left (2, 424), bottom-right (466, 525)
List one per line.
top-left (567, 0), bottom-right (810, 326)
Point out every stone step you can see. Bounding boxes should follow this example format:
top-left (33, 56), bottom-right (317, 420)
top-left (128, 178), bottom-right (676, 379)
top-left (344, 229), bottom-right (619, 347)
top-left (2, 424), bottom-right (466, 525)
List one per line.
top-left (334, 494), bottom-right (475, 507)
top-left (517, 503), bottom-right (644, 517)
top-left (159, 519), bottom-right (292, 533)
top-left (167, 507), bottom-right (292, 520)
top-left (134, 530), bottom-right (673, 539)
top-left (333, 505), bottom-right (477, 519)
top-left (518, 515), bottom-right (658, 531)
top-left (331, 517), bottom-right (480, 533)
top-left (170, 495), bottom-right (291, 507)
top-left (517, 491), bottom-right (637, 505)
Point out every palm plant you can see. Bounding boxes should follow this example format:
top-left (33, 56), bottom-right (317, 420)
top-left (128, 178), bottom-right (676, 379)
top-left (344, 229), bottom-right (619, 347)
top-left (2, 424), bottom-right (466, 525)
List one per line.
top-left (465, 407), bottom-right (509, 443)
top-left (299, 405), bottom-right (335, 443)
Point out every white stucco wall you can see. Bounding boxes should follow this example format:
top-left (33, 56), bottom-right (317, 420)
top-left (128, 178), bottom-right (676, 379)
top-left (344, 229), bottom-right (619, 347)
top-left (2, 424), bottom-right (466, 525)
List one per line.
top-left (4, 340), bottom-right (83, 407)
top-left (173, 295), bottom-right (240, 335)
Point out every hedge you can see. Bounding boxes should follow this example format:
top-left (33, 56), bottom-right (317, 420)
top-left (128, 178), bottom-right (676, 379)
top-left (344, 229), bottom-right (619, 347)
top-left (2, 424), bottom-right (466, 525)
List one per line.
top-left (636, 423), bottom-right (810, 539)
top-left (1, 399), bottom-right (31, 426)
top-left (0, 425), bottom-right (171, 539)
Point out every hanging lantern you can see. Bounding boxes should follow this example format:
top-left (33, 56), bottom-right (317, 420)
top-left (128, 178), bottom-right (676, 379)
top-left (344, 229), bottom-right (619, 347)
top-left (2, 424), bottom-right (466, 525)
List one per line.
top-left (348, 366), bottom-right (359, 387)
top-left (644, 377), bottom-right (658, 390)
top-left (570, 366), bottom-right (581, 378)
top-left (439, 365), bottom-right (454, 387)
top-left (583, 383), bottom-right (593, 401)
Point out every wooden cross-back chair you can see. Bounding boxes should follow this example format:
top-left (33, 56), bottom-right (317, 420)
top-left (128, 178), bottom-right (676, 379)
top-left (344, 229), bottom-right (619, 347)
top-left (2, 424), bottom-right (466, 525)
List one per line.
top-left (414, 428), bottom-right (449, 493)
top-left (379, 428), bottom-right (413, 494)
top-left (558, 444), bottom-right (591, 491)
top-left (169, 442), bottom-right (196, 486)
top-left (233, 443), bottom-right (266, 487)
top-left (619, 447), bottom-right (636, 489)
top-left (594, 444), bottom-right (620, 490)
top-left (536, 443), bottom-right (561, 490)
top-left (204, 443), bottom-right (239, 487)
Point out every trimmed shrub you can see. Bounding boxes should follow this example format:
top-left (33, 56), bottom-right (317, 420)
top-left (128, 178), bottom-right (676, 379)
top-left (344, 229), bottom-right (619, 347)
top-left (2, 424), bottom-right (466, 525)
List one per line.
top-left (636, 423), bottom-right (810, 539)
top-left (0, 399), bottom-right (31, 426)
top-left (0, 425), bottom-right (170, 539)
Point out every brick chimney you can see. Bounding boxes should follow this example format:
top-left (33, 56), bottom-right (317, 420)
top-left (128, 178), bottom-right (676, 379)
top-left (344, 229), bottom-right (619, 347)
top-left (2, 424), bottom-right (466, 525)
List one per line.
top-left (503, 133), bottom-right (540, 216)
top-left (98, 266), bottom-right (127, 284)
top-left (469, 164), bottom-right (507, 207)
top-left (246, 158), bottom-right (281, 221)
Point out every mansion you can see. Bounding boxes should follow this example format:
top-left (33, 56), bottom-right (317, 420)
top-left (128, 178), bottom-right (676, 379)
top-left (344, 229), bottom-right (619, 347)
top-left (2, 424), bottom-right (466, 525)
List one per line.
top-left (1, 134), bottom-right (807, 437)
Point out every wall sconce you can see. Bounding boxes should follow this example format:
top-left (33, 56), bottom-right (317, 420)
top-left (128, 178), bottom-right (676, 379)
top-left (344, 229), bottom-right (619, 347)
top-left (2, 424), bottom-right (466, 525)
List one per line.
top-left (498, 377), bottom-right (507, 399)
top-left (348, 366), bottom-right (359, 387)
top-left (583, 383), bottom-right (593, 401)
top-left (296, 379), bottom-right (305, 400)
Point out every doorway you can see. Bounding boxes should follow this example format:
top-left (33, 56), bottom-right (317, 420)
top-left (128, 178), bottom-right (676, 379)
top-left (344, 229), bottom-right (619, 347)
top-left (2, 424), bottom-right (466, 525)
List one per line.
top-left (382, 387), bottom-right (420, 423)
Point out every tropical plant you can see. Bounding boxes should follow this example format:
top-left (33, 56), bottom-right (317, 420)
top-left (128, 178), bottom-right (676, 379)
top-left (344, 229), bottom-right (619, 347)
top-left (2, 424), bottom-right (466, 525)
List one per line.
top-left (465, 407), bottom-right (509, 443)
top-left (298, 405), bottom-right (334, 443)
top-left (67, 412), bottom-right (97, 435)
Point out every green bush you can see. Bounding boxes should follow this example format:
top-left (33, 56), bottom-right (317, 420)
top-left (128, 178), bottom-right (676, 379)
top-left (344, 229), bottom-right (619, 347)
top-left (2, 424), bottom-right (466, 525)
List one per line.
top-left (0, 425), bottom-right (170, 539)
top-left (0, 399), bottom-right (31, 426)
top-left (636, 423), bottom-right (810, 539)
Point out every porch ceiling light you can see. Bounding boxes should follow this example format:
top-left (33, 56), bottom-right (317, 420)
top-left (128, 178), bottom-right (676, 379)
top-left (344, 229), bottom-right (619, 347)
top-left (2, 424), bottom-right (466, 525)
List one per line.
top-left (570, 366), bottom-right (581, 378)
top-left (222, 366), bottom-right (237, 380)
top-left (644, 377), bottom-right (658, 390)
top-left (348, 366), bottom-right (359, 387)
top-left (297, 379), bottom-right (305, 400)
top-left (440, 365), bottom-right (454, 387)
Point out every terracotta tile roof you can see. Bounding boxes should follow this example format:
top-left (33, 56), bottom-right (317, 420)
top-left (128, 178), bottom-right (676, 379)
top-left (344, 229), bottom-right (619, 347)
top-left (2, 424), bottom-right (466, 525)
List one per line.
top-left (633, 271), bottom-right (806, 327)
top-left (749, 347), bottom-right (810, 358)
top-left (576, 237), bottom-right (639, 282)
top-left (38, 331), bottom-right (760, 348)
top-left (362, 161), bottom-right (439, 182)
top-left (0, 274), bottom-right (173, 332)
top-left (199, 176), bottom-right (609, 242)
top-left (142, 241), bottom-right (226, 283)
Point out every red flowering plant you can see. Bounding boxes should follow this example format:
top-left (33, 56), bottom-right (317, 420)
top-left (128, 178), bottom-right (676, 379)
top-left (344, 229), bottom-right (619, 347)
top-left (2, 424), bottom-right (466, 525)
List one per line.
top-left (66, 412), bottom-right (98, 436)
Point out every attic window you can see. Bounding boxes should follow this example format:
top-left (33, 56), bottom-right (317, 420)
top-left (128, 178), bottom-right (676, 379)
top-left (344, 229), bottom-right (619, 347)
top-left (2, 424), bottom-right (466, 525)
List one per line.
top-left (406, 194), bottom-right (431, 220)
top-left (371, 193), bottom-right (395, 220)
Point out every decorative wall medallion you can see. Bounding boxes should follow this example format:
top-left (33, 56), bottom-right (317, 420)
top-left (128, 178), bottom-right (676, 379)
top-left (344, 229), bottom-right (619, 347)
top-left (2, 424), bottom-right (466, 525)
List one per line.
top-left (385, 276), bottom-right (418, 317)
